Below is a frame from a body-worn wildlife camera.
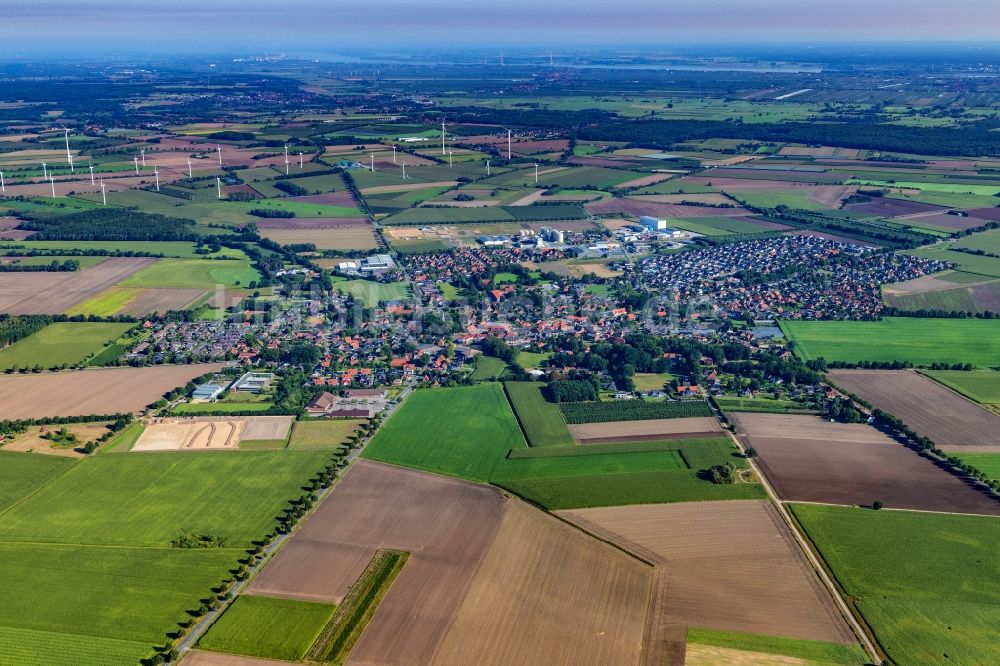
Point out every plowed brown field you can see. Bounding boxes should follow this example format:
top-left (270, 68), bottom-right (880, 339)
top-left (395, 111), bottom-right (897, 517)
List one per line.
top-left (433, 501), bottom-right (651, 666)
top-left (561, 501), bottom-right (853, 647)
top-left (569, 417), bottom-right (724, 443)
top-left (0, 363), bottom-right (225, 419)
top-left (0, 257), bottom-right (156, 313)
top-left (731, 413), bottom-right (1000, 515)
top-left (828, 369), bottom-right (1000, 449)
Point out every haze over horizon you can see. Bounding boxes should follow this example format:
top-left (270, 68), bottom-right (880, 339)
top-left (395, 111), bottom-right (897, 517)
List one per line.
top-left (2, 0), bottom-right (1000, 56)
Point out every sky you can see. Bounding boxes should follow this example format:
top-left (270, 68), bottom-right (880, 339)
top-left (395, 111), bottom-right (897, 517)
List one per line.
top-left (2, 0), bottom-right (999, 55)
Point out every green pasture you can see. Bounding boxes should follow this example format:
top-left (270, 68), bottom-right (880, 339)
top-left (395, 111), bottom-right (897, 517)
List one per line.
top-left (0, 322), bottom-right (131, 371)
top-left (920, 369), bottom-right (1000, 406)
top-left (0, 451), bottom-right (76, 513)
top-left (198, 595), bottom-right (336, 661)
top-left (119, 257), bottom-right (260, 289)
top-left (503, 381), bottom-right (576, 447)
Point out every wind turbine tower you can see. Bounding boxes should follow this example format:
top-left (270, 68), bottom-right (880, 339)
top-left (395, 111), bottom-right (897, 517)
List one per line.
top-left (448, 150), bottom-right (453, 167)
top-left (89, 163), bottom-right (94, 185)
top-left (507, 129), bottom-right (512, 160)
top-left (0, 169), bottom-right (5, 193)
top-left (42, 162), bottom-right (48, 180)
top-left (392, 144), bottom-right (396, 164)
top-left (154, 166), bottom-right (160, 191)
top-left (401, 162), bottom-right (407, 180)
top-left (63, 128), bottom-right (74, 172)
top-left (486, 159), bottom-right (491, 176)
top-left (140, 147), bottom-right (146, 168)
top-left (100, 179), bottom-right (106, 206)
top-left (299, 151), bottom-right (304, 169)
top-left (187, 158), bottom-right (193, 179)
top-left (217, 145), bottom-right (222, 166)
top-left (534, 163), bottom-right (539, 183)
top-left (370, 153), bottom-right (376, 172)
top-left (216, 177), bottom-right (222, 199)
top-left (134, 157), bottom-right (139, 174)
top-left (49, 176), bottom-right (56, 198)
top-left (441, 120), bottom-right (446, 155)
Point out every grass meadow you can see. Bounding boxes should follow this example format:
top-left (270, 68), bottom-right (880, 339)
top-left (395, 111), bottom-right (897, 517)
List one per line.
top-left (781, 317), bottom-right (1000, 366)
top-left (289, 419), bottom-right (365, 449)
top-left (0, 450), bottom-right (76, 512)
top-left (0, 322), bottom-right (132, 371)
top-left (791, 503), bottom-right (1000, 665)
top-left (198, 595), bottom-right (336, 661)
top-left (503, 381), bottom-right (576, 447)
top-left (921, 369), bottom-right (1000, 407)
top-left (119, 257), bottom-right (260, 289)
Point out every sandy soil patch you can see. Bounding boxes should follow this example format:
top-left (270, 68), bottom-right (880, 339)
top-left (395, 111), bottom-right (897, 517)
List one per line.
top-left (433, 500), bottom-right (651, 666)
top-left (242, 416), bottom-right (294, 440)
top-left (570, 417), bottom-right (724, 443)
top-left (0, 257), bottom-right (157, 314)
top-left (731, 413), bottom-right (1000, 515)
top-left (561, 501), bottom-right (854, 645)
top-left (0, 363), bottom-right (225, 420)
top-left (1, 422), bottom-right (111, 457)
top-left (506, 189), bottom-right (547, 206)
top-left (249, 460), bottom-right (506, 665)
top-left (133, 417), bottom-right (246, 451)
top-left (828, 369), bottom-right (1000, 449)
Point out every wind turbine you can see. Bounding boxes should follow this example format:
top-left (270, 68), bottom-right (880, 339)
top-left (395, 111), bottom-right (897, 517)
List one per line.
top-left (217, 145), bottom-right (222, 166)
top-left (448, 150), bottom-right (453, 168)
top-left (283, 145), bottom-right (289, 175)
top-left (62, 127), bottom-right (74, 173)
top-left (0, 169), bottom-right (5, 193)
top-left (89, 163), bottom-right (95, 185)
top-left (401, 162), bottom-right (407, 180)
top-left (370, 153), bottom-right (376, 172)
top-left (100, 179), bottom-right (106, 206)
top-left (392, 144), bottom-right (396, 164)
top-left (441, 119), bottom-right (446, 155)
top-left (187, 158), bottom-right (193, 179)
top-left (49, 176), bottom-right (56, 198)
top-left (486, 159), bottom-right (491, 176)
top-left (133, 157), bottom-right (139, 174)
top-left (298, 151), bottom-right (304, 169)
top-left (154, 166), bottom-right (160, 191)
top-left (42, 162), bottom-right (48, 180)
top-left (507, 129), bottom-right (512, 160)
top-left (216, 177), bottom-right (223, 199)
top-left (534, 163), bottom-right (539, 183)
top-left (140, 146), bottom-right (146, 168)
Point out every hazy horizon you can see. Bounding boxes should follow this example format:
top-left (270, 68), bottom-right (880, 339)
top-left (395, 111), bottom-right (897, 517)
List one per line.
top-left (2, 0), bottom-right (1000, 56)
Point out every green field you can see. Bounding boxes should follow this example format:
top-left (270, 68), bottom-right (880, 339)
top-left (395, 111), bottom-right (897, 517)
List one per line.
top-left (119, 257), bottom-right (260, 289)
top-left (334, 279), bottom-right (410, 307)
top-left (950, 453), bottom-right (1000, 481)
top-left (732, 191), bottom-right (833, 211)
top-left (0, 450), bottom-right (329, 546)
top-left (714, 396), bottom-right (812, 413)
top-left (686, 628), bottom-right (865, 665)
top-left (0, 451), bottom-right (75, 513)
top-left (1, 240), bottom-right (243, 259)
top-left (781, 317), bottom-right (1000, 366)
top-left (492, 437), bottom-right (763, 509)
top-left (515, 351), bottom-right (551, 369)
top-left (171, 401), bottom-right (274, 415)
top-left (289, 419), bottom-right (364, 449)
top-left (0, 322), bottom-right (132, 371)
top-left (363, 384), bottom-right (526, 481)
top-left (631, 372), bottom-right (674, 392)
top-left (905, 244), bottom-right (1000, 278)
top-left (199, 595), bottom-right (336, 661)
top-left (0, 624), bottom-right (153, 666)
top-left (921, 369), bottom-right (1000, 407)
top-left (470, 355), bottom-right (507, 381)
top-left (503, 382), bottom-right (576, 447)
top-left (560, 399), bottom-right (713, 423)
top-left (791, 504), bottom-right (1000, 666)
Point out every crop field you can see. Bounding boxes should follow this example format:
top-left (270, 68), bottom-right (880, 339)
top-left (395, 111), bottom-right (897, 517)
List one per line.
top-left (713, 396), bottom-right (812, 413)
top-left (491, 437), bottom-right (764, 509)
top-left (791, 503), bottom-right (1000, 665)
top-left (288, 419), bottom-right (365, 449)
top-left (433, 500), bottom-right (651, 666)
top-left (470, 354), bottom-right (507, 380)
top-left (197, 595), bottom-right (336, 661)
top-left (0, 256), bottom-right (156, 314)
top-left (248, 461), bottom-right (508, 665)
top-left (560, 399), bottom-right (712, 423)
top-left (0, 363), bottom-right (225, 420)
top-left (503, 381), bottom-right (576, 447)
top-left (568, 416), bottom-right (724, 443)
top-left (921, 369), bottom-right (1000, 408)
top-left (685, 629), bottom-right (866, 666)
top-left (118, 258), bottom-right (260, 289)
top-left (906, 243), bottom-right (1000, 278)
top-left (363, 384), bottom-right (525, 481)
top-left (333, 278), bottom-right (410, 306)
top-left (829, 369), bottom-right (1000, 449)
top-left (882, 273), bottom-right (1000, 314)
top-left (561, 501), bottom-right (855, 646)
top-left (68, 286), bottom-right (207, 316)
top-left (259, 226), bottom-right (378, 250)
top-left (0, 451), bottom-right (75, 512)
top-left (732, 413), bottom-right (1000, 514)
top-left (0, 450), bottom-right (329, 546)
top-left (0, 322), bottom-right (131, 371)
top-left (781, 317), bottom-right (1000, 366)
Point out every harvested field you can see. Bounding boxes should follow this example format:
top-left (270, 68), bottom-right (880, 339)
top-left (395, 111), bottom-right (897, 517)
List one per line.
top-left (569, 417), bottom-right (724, 443)
top-left (241, 416), bottom-right (293, 441)
top-left (587, 198), bottom-right (750, 218)
top-left (249, 460), bottom-right (506, 665)
top-left (0, 257), bottom-right (156, 314)
top-left (828, 369), bottom-right (1000, 449)
top-left (561, 501), bottom-right (853, 645)
top-left (433, 500), bottom-right (651, 666)
top-left (182, 651), bottom-right (294, 666)
top-left (360, 181), bottom-right (458, 195)
top-left (806, 185), bottom-right (856, 208)
top-left (684, 644), bottom-right (812, 665)
top-left (254, 216), bottom-right (369, 229)
top-left (568, 156), bottom-right (644, 168)
top-left (120, 288), bottom-right (206, 315)
top-left (0, 364), bottom-right (225, 420)
top-left (635, 193), bottom-right (735, 206)
top-left (967, 207), bottom-right (1000, 222)
top-left (259, 226), bottom-right (378, 250)
top-left (903, 212), bottom-right (986, 231)
top-left (731, 413), bottom-right (1000, 515)
top-left (616, 173), bottom-right (676, 189)
top-left (289, 192), bottom-right (357, 206)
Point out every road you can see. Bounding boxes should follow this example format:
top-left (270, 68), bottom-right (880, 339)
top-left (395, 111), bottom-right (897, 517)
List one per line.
top-left (706, 401), bottom-right (884, 665)
top-left (175, 380), bottom-right (417, 658)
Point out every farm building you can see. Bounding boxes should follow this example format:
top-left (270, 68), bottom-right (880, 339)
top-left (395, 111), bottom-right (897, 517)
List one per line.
top-left (231, 372), bottom-right (275, 393)
top-left (191, 383), bottom-right (225, 401)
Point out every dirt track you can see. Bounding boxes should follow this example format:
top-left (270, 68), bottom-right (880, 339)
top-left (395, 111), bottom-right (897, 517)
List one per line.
top-left (0, 257), bottom-right (156, 313)
top-left (731, 413), bottom-right (1000, 515)
top-left (561, 501), bottom-right (854, 646)
top-left (0, 364), bottom-right (225, 419)
top-left (828, 369), bottom-right (1000, 449)
top-left (433, 501), bottom-right (651, 666)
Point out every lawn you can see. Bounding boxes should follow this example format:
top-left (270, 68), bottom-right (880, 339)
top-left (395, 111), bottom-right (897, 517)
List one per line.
top-left (0, 450), bottom-right (329, 546)
top-left (289, 419), bottom-right (365, 449)
top-left (0, 451), bottom-right (76, 513)
top-left (117, 257), bottom-right (260, 289)
top-left (470, 355), bottom-right (507, 381)
top-left (781, 317), bottom-right (1000, 366)
top-left (631, 372), bottom-right (674, 392)
top-left (0, 322), bottom-right (132, 371)
top-left (198, 595), bottom-right (336, 661)
top-left (503, 382), bottom-right (576, 447)
top-left (491, 437), bottom-right (763, 509)
top-left (790, 503), bottom-right (1000, 666)
top-left (363, 384), bottom-right (526, 481)
top-left (334, 279), bottom-right (410, 306)
top-left (516, 350), bottom-right (551, 369)
top-left (921, 369), bottom-right (1000, 407)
